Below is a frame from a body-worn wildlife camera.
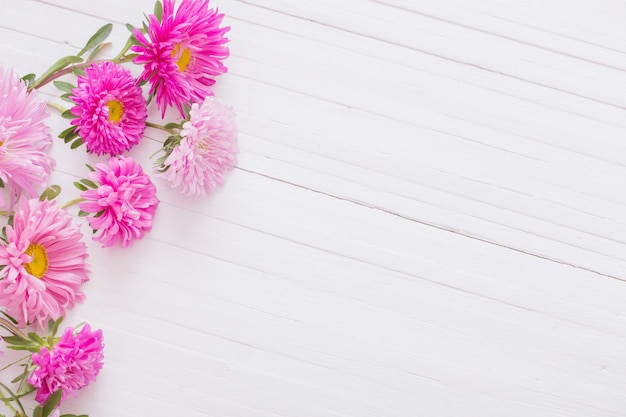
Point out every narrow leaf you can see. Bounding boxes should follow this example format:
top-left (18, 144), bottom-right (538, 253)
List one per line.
top-left (78, 23), bottom-right (113, 57)
top-left (58, 126), bottom-right (76, 139)
top-left (154, 0), bottom-right (163, 21)
top-left (73, 182), bottom-right (88, 192)
top-left (53, 81), bottom-right (75, 93)
top-left (39, 185), bottom-right (62, 202)
top-left (125, 23), bottom-right (135, 32)
top-left (33, 55), bottom-right (83, 87)
top-left (80, 179), bottom-right (98, 189)
top-left (42, 389), bottom-right (63, 417)
top-left (61, 109), bottom-right (75, 120)
top-left (70, 138), bottom-right (83, 149)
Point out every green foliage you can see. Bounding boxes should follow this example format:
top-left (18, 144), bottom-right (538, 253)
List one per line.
top-left (78, 24), bottom-right (113, 57)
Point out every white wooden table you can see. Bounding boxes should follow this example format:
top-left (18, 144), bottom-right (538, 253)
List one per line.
top-left (2, 0), bottom-right (626, 416)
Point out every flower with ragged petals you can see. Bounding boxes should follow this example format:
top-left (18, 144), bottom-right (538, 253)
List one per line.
top-left (157, 96), bottom-right (237, 196)
top-left (28, 323), bottom-right (104, 405)
top-left (79, 156), bottom-right (159, 248)
top-left (132, 0), bottom-right (230, 117)
top-left (0, 198), bottom-right (89, 328)
top-left (0, 66), bottom-right (54, 208)
top-left (70, 62), bottom-right (147, 156)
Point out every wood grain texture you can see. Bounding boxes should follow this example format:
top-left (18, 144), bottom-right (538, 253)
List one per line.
top-left (1, 0), bottom-right (626, 416)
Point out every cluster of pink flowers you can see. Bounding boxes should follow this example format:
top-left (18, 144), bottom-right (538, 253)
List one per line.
top-left (0, 0), bottom-right (237, 415)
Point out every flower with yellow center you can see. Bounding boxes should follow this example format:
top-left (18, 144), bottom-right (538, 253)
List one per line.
top-left (23, 243), bottom-right (49, 279)
top-left (0, 198), bottom-right (89, 329)
top-left (106, 100), bottom-right (124, 124)
top-left (171, 45), bottom-right (192, 72)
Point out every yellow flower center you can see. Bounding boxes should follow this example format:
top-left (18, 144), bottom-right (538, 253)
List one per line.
top-left (171, 45), bottom-right (192, 72)
top-left (106, 100), bottom-right (124, 124)
top-left (24, 243), bottom-right (49, 279)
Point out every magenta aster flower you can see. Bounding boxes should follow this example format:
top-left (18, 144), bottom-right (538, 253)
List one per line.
top-left (28, 323), bottom-right (104, 405)
top-left (158, 96), bottom-right (237, 196)
top-left (0, 66), bottom-right (54, 208)
top-left (70, 62), bottom-right (147, 156)
top-left (132, 0), bottom-right (230, 117)
top-left (0, 199), bottom-right (89, 328)
top-left (79, 156), bottom-right (159, 248)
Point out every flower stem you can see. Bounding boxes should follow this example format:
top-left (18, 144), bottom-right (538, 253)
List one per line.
top-left (61, 198), bottom-right (85, 210)
top-left (0, 382), bottom-right (26, 415)
top-left (146, 121), bottom-right (178, 135)
top-left (46, 101), bottom-right (67, 114)
top-left (0, 317), bottom-right (28, 341)
top-left (29, 55), bottom-right (134, 91)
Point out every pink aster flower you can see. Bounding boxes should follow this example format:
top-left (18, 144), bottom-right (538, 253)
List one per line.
top-left (132, 0), bottom-right (230, 117)
top-left (79, 156), bottom-right (159, 248)
top-left (28, 323), bottom-right (104, 405)
top-left (0, 66), bottom-right (54, 208)
top-left (0, 199), bottom-right (89, 328)
top-left (157, 96), bottom-right (237, 197)
top-left (70, 62), bottom-right (147, 156)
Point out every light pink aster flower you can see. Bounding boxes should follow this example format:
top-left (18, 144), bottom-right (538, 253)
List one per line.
top-left (70, 62), bottom-right (147, 156)
top-left (0, 66), bottom-right (54, 208)
top-left (79, 156), bottom-right (159, 248)
top-left (158, 96), bottom-right (237, 197)
top-left (28, 323), bottom-right (104, 405)
top-left (0, 199), bottom-right (89, 328)
top-left (132, 0), bottom-right (230, 117)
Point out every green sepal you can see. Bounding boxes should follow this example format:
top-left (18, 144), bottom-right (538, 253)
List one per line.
top-left (78, 210), bottom-right (90, 217)
top-left (61, 109), bottom-right (76, 120)
top-left (126, 23), bottom-right (135, 32)
top-left (78, 23), bottom-right (113, 57)
top-left (85, 164), bottom-right (95, 172)
top-left (60, 93), bottom-right (75, 104)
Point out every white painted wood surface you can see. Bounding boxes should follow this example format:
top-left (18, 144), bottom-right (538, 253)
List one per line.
top-left (2, 0), bottom-right (626, 415)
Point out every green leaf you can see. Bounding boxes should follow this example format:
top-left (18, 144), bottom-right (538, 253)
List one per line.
top-left (78, 23), bottom-right (113, 57)
top-left (64, 131), bottom-right (78, 144)
top-left (33, 406), bottom-right (43, 417)
top-left (39, 185), bottom-right (62, 202)
top-left (61, 109), bottom-right (75, 120)
top-left (21, 73), bottom-right (36, 86)
top-left (164, 122), bottom-right (181, 130)
top-left (28, 332), bottom-right (46, 345)
top-left (78, 210), bottom-right (90, 217)
top-left (60, 93), bottom-right (74, 104)
top-left (72, 66), bottom-right (86, 77)
top-left (42, 389), bottom-right (63, 417)
top-left (1, 336), bottom-right (31, 346)
top-left (58, 126), bottom-right (76, 139)
top-left (49, 316), bottom-right (64, 337)
top-left (73, 182), bottom-right (88, 192)
top-left (85, 164), bottom-right (95, 172)
top-left (33, 55), bottom-right (83, 88)
top-left (70, 138), bottom-right (83, 149)
top-left (154, 0), bottom-right (163, 21)
top-left (53, 81), bottom-right (75, 93)
top-left (80, 179), bottom-right (98, 189)
top-left (87, 42), bottom-right (109, 63)
top-left (126, 23), bottom-right (135, 32)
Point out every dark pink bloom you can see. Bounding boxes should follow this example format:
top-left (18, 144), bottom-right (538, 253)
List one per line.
top-left (79, 156), bottom-right (159, 248)
top-left (70, 62), bottom-right (147, 156)
top-left (132, 0), bottom-right (230, 117)
top-left (28, 324), bottom-right (104, 405)
top-left (0, 199), bottom-right (89, 328)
